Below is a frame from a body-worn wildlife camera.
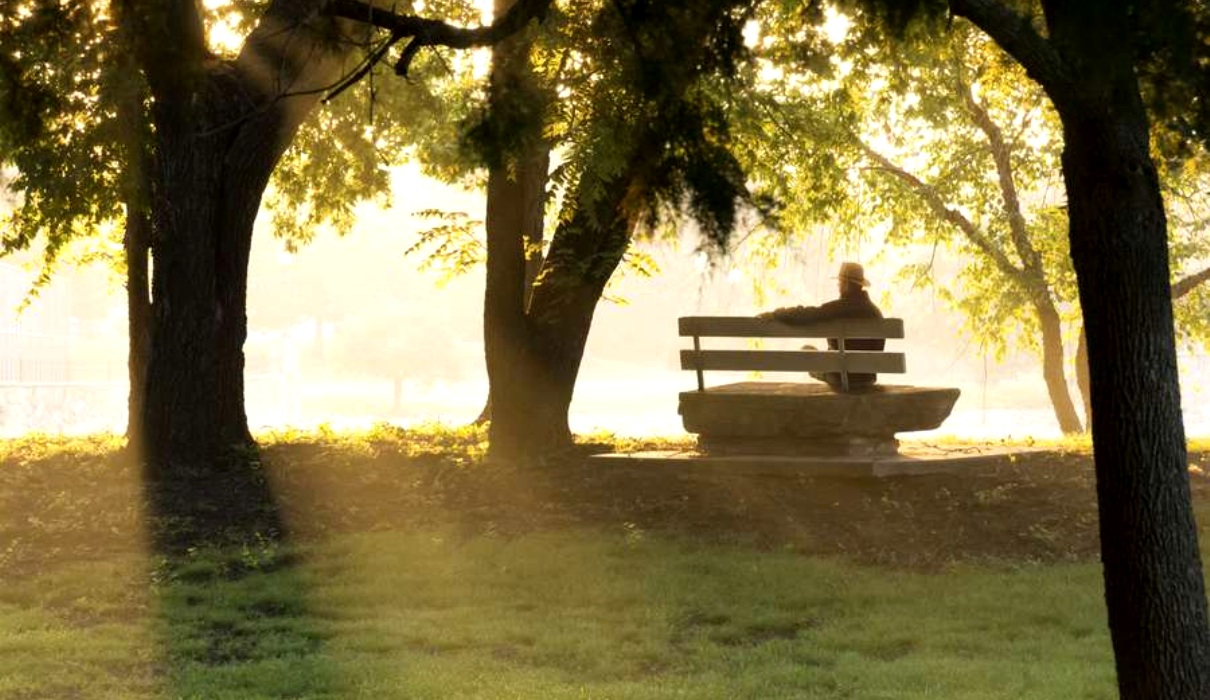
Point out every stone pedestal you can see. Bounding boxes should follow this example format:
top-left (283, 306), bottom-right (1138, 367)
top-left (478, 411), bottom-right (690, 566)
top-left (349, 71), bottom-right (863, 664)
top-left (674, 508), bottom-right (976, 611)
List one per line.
top-left (679, 382), bottom-right (960, 457)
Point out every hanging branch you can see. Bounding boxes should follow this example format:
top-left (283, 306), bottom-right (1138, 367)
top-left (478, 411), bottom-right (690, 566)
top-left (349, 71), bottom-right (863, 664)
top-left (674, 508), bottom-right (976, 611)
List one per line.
top-left (324, 0), bottom-right (552, 88)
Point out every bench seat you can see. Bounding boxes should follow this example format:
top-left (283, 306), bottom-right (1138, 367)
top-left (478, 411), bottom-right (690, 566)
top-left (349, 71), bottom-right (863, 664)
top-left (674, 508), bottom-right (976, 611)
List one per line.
top-left (679, 382), bottom-right (961, 457)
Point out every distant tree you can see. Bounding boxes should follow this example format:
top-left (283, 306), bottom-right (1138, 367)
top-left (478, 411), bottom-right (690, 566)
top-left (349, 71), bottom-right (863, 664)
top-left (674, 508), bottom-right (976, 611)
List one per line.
top-left (740, 14), bottom-right (1210, 435)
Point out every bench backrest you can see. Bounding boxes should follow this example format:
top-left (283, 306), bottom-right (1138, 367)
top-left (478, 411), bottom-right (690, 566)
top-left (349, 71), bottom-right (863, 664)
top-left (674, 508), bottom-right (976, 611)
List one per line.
top-left (678, 316), bottom-right (907, 392)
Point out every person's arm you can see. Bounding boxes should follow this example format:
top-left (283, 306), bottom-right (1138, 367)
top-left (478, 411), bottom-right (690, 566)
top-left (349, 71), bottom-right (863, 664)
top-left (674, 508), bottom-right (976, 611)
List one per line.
top-left (759, 305), bottom-right (824, 323)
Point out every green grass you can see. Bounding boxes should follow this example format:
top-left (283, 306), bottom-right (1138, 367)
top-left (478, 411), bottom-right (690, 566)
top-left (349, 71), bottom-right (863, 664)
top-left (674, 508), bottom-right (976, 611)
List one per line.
top-left (10, 427), bottom-right (1210, 698)
top-left (2, 528), bottom-right (1116, 699)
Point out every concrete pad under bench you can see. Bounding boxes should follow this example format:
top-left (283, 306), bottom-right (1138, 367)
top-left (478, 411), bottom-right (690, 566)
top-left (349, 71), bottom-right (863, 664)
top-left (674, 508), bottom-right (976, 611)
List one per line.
top-left (589, 443), bottom-right (1028, 478)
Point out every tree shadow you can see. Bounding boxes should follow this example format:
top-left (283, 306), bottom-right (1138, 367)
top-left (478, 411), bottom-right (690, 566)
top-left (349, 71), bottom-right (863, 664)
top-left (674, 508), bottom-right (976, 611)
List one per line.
top-left (142, 447), bottom-right (343, 697)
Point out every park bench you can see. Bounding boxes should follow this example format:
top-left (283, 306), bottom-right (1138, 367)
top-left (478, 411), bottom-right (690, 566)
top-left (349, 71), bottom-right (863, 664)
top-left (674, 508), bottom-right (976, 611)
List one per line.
top-left (678, 316), bottom-right (960, 457)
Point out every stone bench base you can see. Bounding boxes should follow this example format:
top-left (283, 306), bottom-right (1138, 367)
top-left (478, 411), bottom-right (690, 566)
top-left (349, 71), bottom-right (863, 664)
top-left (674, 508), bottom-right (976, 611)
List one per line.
top-left (679, 382), bottom-right (961, 457)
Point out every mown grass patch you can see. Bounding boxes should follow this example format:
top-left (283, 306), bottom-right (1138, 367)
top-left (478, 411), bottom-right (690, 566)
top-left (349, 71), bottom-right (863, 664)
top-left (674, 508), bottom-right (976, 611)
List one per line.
top-left (1, 528), bottom-right (1118, 699)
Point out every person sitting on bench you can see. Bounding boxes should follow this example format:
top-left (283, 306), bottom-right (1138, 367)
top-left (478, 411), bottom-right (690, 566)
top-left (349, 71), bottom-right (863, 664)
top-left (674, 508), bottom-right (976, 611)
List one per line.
top-left (757, 261), bottom-right (885, 391)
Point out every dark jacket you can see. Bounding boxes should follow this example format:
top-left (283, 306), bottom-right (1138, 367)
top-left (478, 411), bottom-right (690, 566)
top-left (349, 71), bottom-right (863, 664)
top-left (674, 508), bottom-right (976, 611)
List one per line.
top-left (769, 290), bottom-right (885, 387)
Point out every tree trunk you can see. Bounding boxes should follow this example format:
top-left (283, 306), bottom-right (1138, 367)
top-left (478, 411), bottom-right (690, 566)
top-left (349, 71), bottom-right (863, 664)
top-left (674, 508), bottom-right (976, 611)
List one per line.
top-left (1034, 299), bottom-right (1082, 433)
top-left (1050, 10), bottom-right (1210, 694)
top-left (482, 162), bottom-right (559, 458)
top-left (115, 74), bottom-right (153, 448)
top-left (1075, 325), bottom-right (1091, 430)
top-left (488, 169), bottom-right (635, 460)
top-left (480, 0), bottom-right (559, 457)
top-left (141, 115), bottom-right (227, 470)
top-left (477, 144), bottom-right (549, 426)
top-left (476, 0), bottom-right (549, 428)
top-left (131, 4), bottom-right (362, 470)
top-left (124, 201), bottom-right (152, 445)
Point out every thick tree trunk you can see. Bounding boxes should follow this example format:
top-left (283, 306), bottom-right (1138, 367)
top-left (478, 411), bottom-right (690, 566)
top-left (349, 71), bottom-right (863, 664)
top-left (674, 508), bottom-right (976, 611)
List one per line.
top-left (1053, 19), bottom-right (1210, 696)
top-left (141, 112), bottom-right (229, 470)
top-left (483, 163), bottom-right (559, 458)
top-left (133, 4), bottom-right (360, 470)
top-left (480, 0), bottom-right (563, 457)
top-left (143, 168), bottom-right (218, 466)
top-left (1034, 299), bottom-right (1082, 433)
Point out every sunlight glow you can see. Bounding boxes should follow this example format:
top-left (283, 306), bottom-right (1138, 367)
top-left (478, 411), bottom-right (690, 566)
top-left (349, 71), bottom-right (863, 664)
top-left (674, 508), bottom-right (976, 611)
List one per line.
top-left (743, 20), bottom-right (760, 48)
top-left (471, 47), bottom-right (491, 80)
top-left (208, 18), bottom-right (243, 54)
top-left (821, 7), bottom-right (852, 45)
top-left (202, 0), bottom-right (243, 54)
top-left (476, 0), bottom-right (493, 24)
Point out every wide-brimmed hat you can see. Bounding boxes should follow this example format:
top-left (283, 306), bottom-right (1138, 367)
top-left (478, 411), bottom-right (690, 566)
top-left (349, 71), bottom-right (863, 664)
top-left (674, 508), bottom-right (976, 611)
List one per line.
top-left (837, 262), bottom-right (870, 288)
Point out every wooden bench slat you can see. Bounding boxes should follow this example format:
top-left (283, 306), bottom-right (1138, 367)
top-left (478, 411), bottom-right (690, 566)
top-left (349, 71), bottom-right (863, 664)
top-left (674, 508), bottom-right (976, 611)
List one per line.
top-left (681, 350), bottom-right (907, 374)
top-left (678, 316), bottom-right (904, 339)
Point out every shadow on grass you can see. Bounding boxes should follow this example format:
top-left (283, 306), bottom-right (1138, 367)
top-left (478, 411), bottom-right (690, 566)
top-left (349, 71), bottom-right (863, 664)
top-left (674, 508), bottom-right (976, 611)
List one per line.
top-left (143, 448), bottom-right (343, 698)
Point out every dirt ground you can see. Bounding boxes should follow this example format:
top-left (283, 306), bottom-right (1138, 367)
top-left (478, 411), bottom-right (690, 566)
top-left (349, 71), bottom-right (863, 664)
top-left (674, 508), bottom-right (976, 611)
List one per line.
top-left (264, 441), bottom-right (1210, 570)
top-left (3, 434), bottom-right (1210, 575)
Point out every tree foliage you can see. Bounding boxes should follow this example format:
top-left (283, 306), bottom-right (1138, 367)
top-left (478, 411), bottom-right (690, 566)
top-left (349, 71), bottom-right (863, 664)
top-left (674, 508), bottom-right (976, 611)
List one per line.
top-left (730, 5), bottom-right (1210, 432)
top-left (0, 0), bottom-right (135, 284)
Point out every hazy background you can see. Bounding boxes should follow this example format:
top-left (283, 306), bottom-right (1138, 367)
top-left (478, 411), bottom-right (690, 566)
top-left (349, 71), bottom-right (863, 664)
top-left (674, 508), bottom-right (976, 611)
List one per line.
top-left (1, 166), bottom-right (1207, 440)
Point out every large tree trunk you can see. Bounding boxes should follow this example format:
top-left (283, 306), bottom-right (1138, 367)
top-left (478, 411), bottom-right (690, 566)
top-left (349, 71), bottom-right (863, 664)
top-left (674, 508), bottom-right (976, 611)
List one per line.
top-left (1049, 9), bottom-right (1210, 695)
top-left (1034, 298), bottom-right (1082, 433)
top-left (476, 144), bottom-right (549, 426)
top-left (1064, 114), bottom-right (1210, 700)
top-left (141, 117), bottom-right (226, 470)
top-left (130, 2), bottom-right (360, 470)
top-left (954, 0), bottom-right (1210, 691)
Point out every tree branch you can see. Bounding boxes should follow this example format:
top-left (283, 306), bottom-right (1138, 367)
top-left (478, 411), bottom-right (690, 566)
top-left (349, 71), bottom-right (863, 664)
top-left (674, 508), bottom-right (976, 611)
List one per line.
top-left (957, 70), bottom-right (1047, 288)
top-left (114, 0), bottom-right (209, 106)
top-left (1173, 264), bottom-right (1210, 299)
top-left (325, 0), bottom-right (551, 77)
top-left (948, 0), bottom-right (1067, 93)
top-left (859, 141), bottom-right (1024, 280)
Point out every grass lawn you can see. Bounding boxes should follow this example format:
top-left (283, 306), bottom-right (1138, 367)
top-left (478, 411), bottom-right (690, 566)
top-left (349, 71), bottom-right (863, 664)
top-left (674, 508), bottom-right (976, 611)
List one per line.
top-left (2, 428), bottom-right (1207, 699)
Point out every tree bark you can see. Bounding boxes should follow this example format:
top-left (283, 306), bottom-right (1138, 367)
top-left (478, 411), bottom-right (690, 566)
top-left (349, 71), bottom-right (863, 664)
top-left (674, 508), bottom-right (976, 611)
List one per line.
top-left (1064, 109), bottom-right (1210, 700)
top-left (114, 67), bottom-right (153, 448)
top-left (475, 144), bottom-right (548, 426)
top-left (1045, 4), bottom-right (1210, 695)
